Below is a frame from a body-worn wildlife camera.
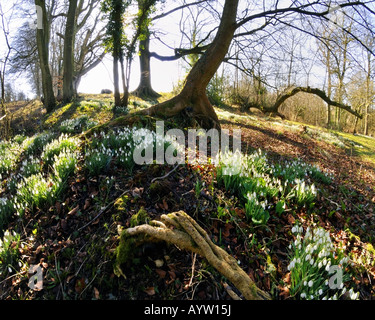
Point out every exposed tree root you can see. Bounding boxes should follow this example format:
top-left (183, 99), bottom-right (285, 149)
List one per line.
top-left (118, 210), bottom-right (271, 300)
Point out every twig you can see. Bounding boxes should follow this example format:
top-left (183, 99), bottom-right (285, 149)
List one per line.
top-left (78, 190), bottom-right (130, 232)
top-left (151, 164), bottom-right (180, 183)
top-left (188, 253), bottom-right (197, 287)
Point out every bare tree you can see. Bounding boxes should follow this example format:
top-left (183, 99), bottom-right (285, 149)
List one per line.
top-left (138, 0), bottom-right (375, 129)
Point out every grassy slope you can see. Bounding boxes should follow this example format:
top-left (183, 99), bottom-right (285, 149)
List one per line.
top-left (1, 95), bottom-right (375, 300)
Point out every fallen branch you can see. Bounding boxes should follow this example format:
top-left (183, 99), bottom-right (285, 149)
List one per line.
top-left (151, 164), bottom-right (180, 183)
top-left (119, 210), bottom-right (271, 300)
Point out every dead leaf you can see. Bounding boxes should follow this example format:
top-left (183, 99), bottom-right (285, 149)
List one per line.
top-left (132, 187), bottom-right (144, 198)
top-left (144, 287), bottom-right (155, 296)
top-left (75, 278), bottom-right (86, 294)
top-left (168, 270), bottom-right (176, 280)
top-left (155, 269), bottom-right (167, 279)
top-left (287, 214), bottom-right (295, 224)
top-left (93, 287), bottom-right (100, 299)
top-left (162, 199), bottom-right (168, 210)
top-left (68, 205), bottom-right (79, 216)
top-left (84, 199), bottom-right (91, 210)
top-left (279, 286), bottom-right (290, 299)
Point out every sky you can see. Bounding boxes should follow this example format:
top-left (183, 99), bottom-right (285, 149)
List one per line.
top-left (0, 0), bottom-right (186, 98)
top-left (78, 41), bottom-right (182, 95)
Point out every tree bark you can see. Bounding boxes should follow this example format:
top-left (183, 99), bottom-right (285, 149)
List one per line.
top-left (118, 211), bottom-right (271, 300)
top-left (62, 0), bottom-right (78, 102)
top-left (132, 28), bottom-right (161, 99)
top-left (272, 87), bottom-right (363, 120)
top-left (113, 55), bottom-right (122, 106)
top-left (35, 0), bottom-right (56, 112)
top-left (141, 0), bottom-right (239, 129)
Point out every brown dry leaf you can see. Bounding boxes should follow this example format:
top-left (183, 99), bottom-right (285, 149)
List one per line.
top-left (279, 286), bottom-right (290, 299)
top-left (75, 278), bottom-right (86, 294)
top-left (222, 223), bottom-right (234, 239)
top-left (287, 214), bottom-right (295, 224)
top-left (144, 287), bottom-right (155, 296)
top-left (68, 205), bottom-right (79, 216)
top-left (84, 199), bottom-right (91, 210)
top-left (132, 187), bottom-right (144, 198)
top-left (234, 208), bottom-right (245, 219)
top-left (162, 199), bottom-right (168, 210)
top-left (155, 269), bottom-right (167, 279)
top-left (168, 270), bottom-right (176, 280)
top-left (93, 287), bottom-right (100, 299)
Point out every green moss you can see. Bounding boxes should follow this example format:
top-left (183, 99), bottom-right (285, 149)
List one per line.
top-left (112, 195), bottom-right (129, 221)
top-left (130, 207), bottom-right (149, 227)
top-left (366, 243), bottom-right (375, 256)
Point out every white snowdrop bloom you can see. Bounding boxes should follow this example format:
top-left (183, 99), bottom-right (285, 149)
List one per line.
top-left (308, 280), bottom-right (313, 287)
top-left (325, 261), bottom-right (331, 271)
top-left (301, 293), bottom-right (306, 299)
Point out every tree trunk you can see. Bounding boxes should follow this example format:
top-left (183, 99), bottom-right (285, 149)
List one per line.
top-left (35, 0), bottom-right (56, 112)
top-left (142, 0), bottom-right (239, 129)
top-left (113, 55), bottom-right (121, 106)
top-left (132, 28), bottom-right (161, 99)
top-left (62, 0), bottom-right (78, 102)
top-left (327, 62), bottom-right (332, 128)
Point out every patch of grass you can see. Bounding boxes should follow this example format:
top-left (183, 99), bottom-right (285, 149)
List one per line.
top-left (0, 230), bottom-right (21, 278)
top-left (335, 132), bottom-right (375, 165)
top-left (0, 198), bottom-right (15, 236)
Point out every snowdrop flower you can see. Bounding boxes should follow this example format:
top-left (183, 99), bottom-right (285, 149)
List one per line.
top-left (308, 280), bottom-right (313, 287)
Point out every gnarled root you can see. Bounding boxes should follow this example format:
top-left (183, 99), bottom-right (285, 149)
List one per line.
top-left (121, 210), bottom-right (271, 300)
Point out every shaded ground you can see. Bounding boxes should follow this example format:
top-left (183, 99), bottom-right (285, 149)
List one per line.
top-left (1, 98), bottom-right (375, 300)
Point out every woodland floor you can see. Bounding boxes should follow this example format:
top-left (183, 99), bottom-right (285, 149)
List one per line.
top-left (1, 95), bottom-right (375, 300)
